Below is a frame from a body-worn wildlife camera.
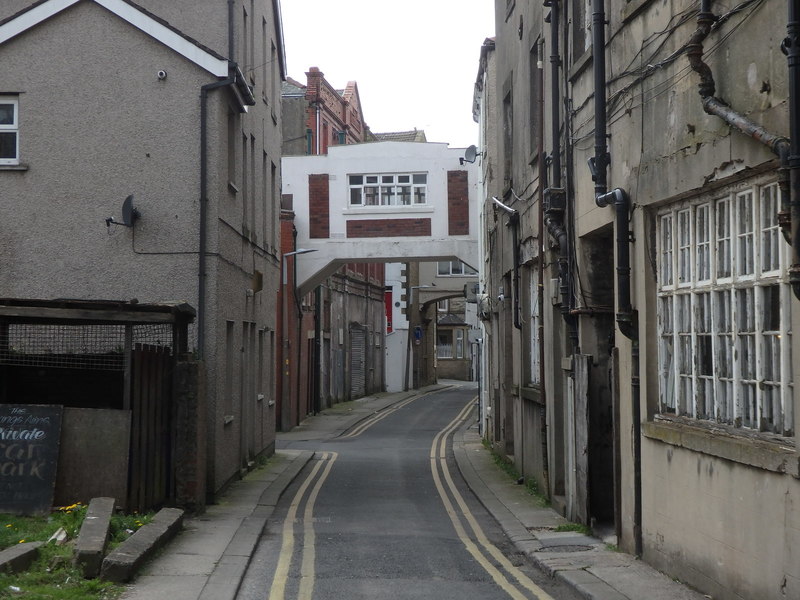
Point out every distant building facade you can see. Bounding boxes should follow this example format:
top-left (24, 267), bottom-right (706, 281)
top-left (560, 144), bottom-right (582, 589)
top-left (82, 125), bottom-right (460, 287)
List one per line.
top-left (279, 67), bottom-right (385, 421)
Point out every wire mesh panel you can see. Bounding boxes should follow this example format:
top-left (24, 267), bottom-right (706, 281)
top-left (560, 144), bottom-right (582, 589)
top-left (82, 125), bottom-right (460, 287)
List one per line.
top-left (0, 323), bottom-right (173, 371)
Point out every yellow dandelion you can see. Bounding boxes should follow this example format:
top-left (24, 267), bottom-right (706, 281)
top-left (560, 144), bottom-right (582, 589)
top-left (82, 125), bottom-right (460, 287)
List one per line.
top-left (18, 539), bottom-right (25, 544)
top-left (5, 524), bottom-right (12, 528)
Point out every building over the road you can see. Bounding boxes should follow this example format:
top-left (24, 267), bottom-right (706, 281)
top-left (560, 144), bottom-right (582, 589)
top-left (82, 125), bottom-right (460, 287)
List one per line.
top-left (0, 0), bottom-right (286, 506)
top-left (477, 2), bottom-right (800, 599)
top-left (279, 67), bottom-right (386, 424)
top-left (283, 140), bottom-right (479, 396)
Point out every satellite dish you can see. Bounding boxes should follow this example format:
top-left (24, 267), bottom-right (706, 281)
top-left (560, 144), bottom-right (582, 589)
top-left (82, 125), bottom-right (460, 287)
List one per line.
top-left (121, 195), bottom-right (139, 227)
top-left (105, 194), bottom-right (140, 228)
top-left (463, 145), bottom-right (480, 163)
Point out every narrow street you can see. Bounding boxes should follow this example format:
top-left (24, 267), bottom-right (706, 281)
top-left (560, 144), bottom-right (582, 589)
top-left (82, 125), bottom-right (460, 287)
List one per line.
top-left (237, 384), bottom-right (582, 600)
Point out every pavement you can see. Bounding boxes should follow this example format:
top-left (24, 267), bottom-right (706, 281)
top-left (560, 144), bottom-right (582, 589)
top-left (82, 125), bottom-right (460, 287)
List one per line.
top-left (119, 383), bottom-right (708, 600)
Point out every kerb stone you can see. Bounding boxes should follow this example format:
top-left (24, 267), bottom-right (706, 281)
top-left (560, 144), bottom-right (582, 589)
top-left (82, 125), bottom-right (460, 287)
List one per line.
top-left (100, 507), bottom-right (184, 583)
top-left (73, 496), bottom-right (116, 578)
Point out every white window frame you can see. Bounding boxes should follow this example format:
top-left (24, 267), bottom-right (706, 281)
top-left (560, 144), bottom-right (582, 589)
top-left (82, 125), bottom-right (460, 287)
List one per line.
top-left (437, 260), bottom-right (478, 276)
top-left (530, 278), bottom-right (541, 385)
top-left (0, 96), bottom-right (19, 165)
top-left (348, 172), bottom-right (427, 206)
top-left (657, 181), bottom-right (793, 436)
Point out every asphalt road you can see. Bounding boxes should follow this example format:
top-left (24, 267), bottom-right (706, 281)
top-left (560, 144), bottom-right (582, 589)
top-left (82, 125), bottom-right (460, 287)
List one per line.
top-left (237, 384), bottom-right (583, 600)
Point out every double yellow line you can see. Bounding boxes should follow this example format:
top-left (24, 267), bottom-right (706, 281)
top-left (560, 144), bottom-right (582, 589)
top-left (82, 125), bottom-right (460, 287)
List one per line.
top-left (339, 392), bottom-right (430, 439)
top-left (430, 399), bottom-right (555, 600)
top-left (269, 451), bottom-right (338, 600)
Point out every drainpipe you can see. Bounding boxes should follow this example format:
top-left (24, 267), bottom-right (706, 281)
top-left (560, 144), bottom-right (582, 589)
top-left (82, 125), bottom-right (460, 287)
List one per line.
top-left (688, 0), bottom-right (800, 299)
top-left (228, 0), bottom-right (235, 61)
top-left (786, 1), bottom-right (800, 298)
top-left (537, 36), bottom-right (550, 497)
top-left (591, 0), bottom-right (642, 557)
top-left (199, 75), bottom-right (235, 358)
top-left (544, 0), bottom-right (579, 353)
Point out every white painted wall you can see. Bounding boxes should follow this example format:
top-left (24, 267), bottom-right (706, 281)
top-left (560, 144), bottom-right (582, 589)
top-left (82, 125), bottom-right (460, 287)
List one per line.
top-left (282, 141), bottom-right (480, 293)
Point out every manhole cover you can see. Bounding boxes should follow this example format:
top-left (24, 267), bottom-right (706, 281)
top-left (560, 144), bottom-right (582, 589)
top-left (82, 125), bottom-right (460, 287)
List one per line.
top-left (537, 545), bottom-right (593, 553)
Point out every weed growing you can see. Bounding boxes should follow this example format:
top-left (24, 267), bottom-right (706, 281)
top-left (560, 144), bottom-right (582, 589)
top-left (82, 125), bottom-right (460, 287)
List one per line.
top-left (481, 438), bottom-right (550, 508)
top-left (0, 504), bottom-right (153, 599)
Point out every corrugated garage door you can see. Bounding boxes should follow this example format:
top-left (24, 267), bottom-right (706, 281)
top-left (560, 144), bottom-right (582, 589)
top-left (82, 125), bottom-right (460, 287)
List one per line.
top-left (350, 325), bottom-right (366, 398)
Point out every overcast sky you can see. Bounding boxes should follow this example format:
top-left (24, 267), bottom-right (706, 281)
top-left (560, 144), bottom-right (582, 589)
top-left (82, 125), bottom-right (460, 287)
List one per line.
top-left (279, 1), bottom-right (496, 149)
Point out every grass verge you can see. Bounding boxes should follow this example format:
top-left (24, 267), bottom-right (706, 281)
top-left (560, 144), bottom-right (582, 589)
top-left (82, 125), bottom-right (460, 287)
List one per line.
top-left (0, 504), bottom-right (152, 600)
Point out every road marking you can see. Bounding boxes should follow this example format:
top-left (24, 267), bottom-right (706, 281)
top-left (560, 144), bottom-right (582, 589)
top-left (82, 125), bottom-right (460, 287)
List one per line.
top-left (340, 391), bottom-right (434, 438)
top-left (298, 452), bottom-right (337, 600)
top-left (269, 452), bottom-right (337, 600)
top-left (430, 399), bottom-right (556, 600)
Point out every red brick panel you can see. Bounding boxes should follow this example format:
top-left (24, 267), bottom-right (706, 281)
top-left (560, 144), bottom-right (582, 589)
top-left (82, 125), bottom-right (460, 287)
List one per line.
top-left (308, 174), bottom-right (329, 238)
top-left (346, 218), bottom-right (432, 238)
top-left (447, 170), bottom-right (469, 235)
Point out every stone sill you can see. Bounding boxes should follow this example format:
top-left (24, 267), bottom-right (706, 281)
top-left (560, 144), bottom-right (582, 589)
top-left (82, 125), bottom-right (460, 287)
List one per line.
top-left (520, 385), bottom-right (544, 405)
top-left (644, 417), bottom-right (798, 477)
top-left (0, 164), bottom-right (29, 171)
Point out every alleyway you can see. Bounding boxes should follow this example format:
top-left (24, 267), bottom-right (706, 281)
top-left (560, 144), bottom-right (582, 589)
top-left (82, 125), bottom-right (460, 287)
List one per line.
top-left (237, 384), bottom-right (582, 600)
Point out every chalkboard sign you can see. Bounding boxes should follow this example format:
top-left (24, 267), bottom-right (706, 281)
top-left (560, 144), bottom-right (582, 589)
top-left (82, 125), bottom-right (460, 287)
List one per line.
top-left (0, 404), bottom-right (63, 515)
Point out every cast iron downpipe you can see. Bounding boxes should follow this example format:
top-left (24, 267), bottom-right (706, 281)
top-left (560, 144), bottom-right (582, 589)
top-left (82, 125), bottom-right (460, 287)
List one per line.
top-left (786, 1), bottom-right (800, 298)
top-left (545, 0), bottom-right (579, 352)
top-left (591, 0), bottom-right (642, 558)
top-left (537, 36), bottom-right (550, 499)
top-left (198, 2), bottom-right (239, 358)
top-left (198, 75), bottom-right (235, 358)
top-left (688, 0), bottom-right (800, 299)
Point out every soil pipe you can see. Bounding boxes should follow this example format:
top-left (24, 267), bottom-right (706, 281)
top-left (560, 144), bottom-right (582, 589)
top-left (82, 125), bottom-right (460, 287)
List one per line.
top-left (537, 36), bottom-right (550, 498)
top-left (591, 0), bottom-right (642, 557)
top-left (198, 75), bottom-right (235, 359)
top-left (228, 1), bottom-right (235, 61)
top-left (786, 0), bottom-right (800, 297)
top-left (688, 0), bottom-right (800, 298)
top-left (549, 0), bottom-right (562, 189)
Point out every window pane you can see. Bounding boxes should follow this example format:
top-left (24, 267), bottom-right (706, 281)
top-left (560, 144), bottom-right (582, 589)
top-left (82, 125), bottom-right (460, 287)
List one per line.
top-left (413, 174), bottom-right (427, 184)
top-left (349, 175), bottom-right (363, 185)
top-left (696, 204), bottom-right (710, 281)
top-left (716, 198), bottom-right (731, 278)
top-left (0, 104), bottom-right (14, 125)
top-left (414, 187), bottom-right (426, 204)
top-left (761, 184), bottom-right (781, 273)
top-left (438, 262), bottom-right (450, 276)
top-left (660, 214), bottom-right (673, 286)
top-left (678, 210), bottom-right (691, 283)
top-left (737, 191), bottom-right (755, 276)
top-left (397, 185), bottom-right (411, 205)
top-left (349, 188), bottom-right (363, 205)
top-left (363, 186), bottom-right (378, 205)
top-left (382, 175), bottom-right (394, 183)
top-left (398, 175), bottom-right (410, 183)
top-left (0, 132), bottom-right (16, 159)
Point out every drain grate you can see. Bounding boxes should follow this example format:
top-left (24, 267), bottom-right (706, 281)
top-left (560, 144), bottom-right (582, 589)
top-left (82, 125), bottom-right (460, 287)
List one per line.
top-left (537, 545), bottom-right (593, 553)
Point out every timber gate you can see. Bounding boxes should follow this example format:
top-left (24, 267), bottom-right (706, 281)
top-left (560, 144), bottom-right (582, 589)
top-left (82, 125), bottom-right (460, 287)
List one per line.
top-left (0, 299), bottom-right (195, 513)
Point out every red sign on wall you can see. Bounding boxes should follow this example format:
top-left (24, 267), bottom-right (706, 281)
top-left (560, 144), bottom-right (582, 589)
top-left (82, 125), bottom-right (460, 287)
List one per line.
top-left (385, 289), bottom-right (393, 333)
